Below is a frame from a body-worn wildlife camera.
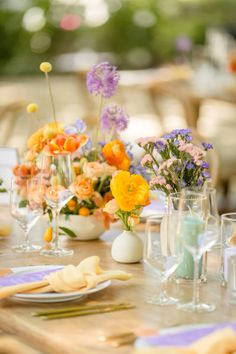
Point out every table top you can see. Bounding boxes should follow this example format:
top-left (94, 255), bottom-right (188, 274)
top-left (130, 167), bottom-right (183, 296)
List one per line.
top-left (0, 207), bottom-right (235, 354)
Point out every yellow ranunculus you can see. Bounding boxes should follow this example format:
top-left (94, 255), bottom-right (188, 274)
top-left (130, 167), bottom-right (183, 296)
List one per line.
top-left (40, 62), bottom-right (52, 73)
top-left (110, 171), bottom-right (150, 212)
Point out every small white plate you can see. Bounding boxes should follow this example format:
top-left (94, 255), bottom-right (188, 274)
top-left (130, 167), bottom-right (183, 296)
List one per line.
top-left (10, 266), bottom-right (111, 303)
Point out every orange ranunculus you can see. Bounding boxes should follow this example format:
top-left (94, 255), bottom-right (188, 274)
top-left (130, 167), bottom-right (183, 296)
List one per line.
top-left (70, 175), bottom-right (94, 200)
top-left (110, 171), bottom-right (150, 212)
top-left (13, 163), bottom-right (39, 177)
top-left (46, 134), bottom-right (88, 155)
top-left (27, 122), bottom-right (64, 153)
top-left (102, 140), bottom-right (130, 170)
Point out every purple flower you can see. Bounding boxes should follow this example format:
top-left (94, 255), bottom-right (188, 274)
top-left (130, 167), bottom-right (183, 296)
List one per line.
top-left (155, 140), bottom-right (166, 152)
top-left (101, 103), bottom-right (129, 132)
top-left (64, 119), bottom-right (87, 135)
top-left (197, 178), bottom-right (203, 186)
top-left (202, 142), bottom-right (213, 151)
top-left (201, 161), bottom-right (209, 169)
top-left (75, 119), bottom-right (87, 133)
top-left (86, 62), bottom-right (119, 98)
top-left (202, 171), bottom-right (211, 178)
top-left (64, 125), bottom-right (78, 135)
top-left (186, 162), bottom-right (195, 170)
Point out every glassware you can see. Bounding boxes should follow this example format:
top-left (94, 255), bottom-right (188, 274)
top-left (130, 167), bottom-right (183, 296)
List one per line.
top-left (40, 154), bottom-right (74, 257)
top-left (227, 255), bottom-right (236, 304)
top-left (144, 214), bottom-right (183, 306)
top-left (172, 191), bottom-right (219, 312)
top-left (220, 213), bottom-right (236, 286)
top-left (10, 176), bottom-right (43, 253)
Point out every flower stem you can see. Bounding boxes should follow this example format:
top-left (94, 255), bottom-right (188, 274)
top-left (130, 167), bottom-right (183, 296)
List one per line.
top-left (45, 72), bottom-right (57, 130)
top-left (94, 95), bottom-right (103, 147)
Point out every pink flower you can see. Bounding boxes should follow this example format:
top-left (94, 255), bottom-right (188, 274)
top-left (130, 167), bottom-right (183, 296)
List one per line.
top-left (150, 176), bottom-right (166, 187)
top-left (178, 141), bottom-right (205, 163)
top-left (83, 162), bottom-right (116, 179)
top-left (103, 199), bottom-right (119, 214)
top-left (141, 154), bottom-right (153, 166)
top-left (135, 137), bottom-right (157, 147)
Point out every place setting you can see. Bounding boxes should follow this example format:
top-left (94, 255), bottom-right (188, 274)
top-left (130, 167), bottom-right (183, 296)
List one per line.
top-left (1, 20), bottom-right (236, 352)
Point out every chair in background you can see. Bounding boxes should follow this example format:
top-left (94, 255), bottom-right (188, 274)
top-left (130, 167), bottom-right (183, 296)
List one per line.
top-left (0, 147), bottom-right (19, 205)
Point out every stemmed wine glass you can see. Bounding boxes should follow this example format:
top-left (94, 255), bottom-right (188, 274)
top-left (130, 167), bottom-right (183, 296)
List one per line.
top-left (172, 190), bottom-right (219, 312)
top-left (220, 213), bottom-right (236, 285)
top-left (40, 154), bottom-right (74, 257)
top-left (144, 214), bottom-right (183, 306)
top-left (10, 176), bottom-right (43, 253)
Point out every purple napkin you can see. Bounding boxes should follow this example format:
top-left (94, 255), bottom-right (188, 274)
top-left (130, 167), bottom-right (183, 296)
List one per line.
top-left (0, 267), bottom-right (63, 287)
top-left (136, 323), bottom-right (236, 348)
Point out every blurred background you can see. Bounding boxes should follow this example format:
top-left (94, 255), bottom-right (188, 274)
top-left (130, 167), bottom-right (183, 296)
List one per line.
top-left (0, 0), bottom-right (236, 211)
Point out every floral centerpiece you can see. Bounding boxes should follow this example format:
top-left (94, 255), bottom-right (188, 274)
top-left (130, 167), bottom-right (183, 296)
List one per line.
top-left (104, 171), bottom-right (150, 263)
top-left (13, 61), bottom-right (145, 244)
top-left (136, 128), bottom-right (213, 195)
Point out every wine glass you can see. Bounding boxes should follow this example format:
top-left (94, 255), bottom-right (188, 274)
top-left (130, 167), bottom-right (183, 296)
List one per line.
top-left (173, 191), bottom-right (219, 313)
top-left (220, 213), bottom-right (236, 285)
top-left (144, 214), bottom-right (183, 306)
top-left (10, 176), bottom-right (43, 253)
top-left (40, 154), bottom-right (74, 257)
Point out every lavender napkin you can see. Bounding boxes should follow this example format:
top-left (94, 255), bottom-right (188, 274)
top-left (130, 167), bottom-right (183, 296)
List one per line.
top-left (0, 267), bottom-right (62, 287)
top-left (135, 323), bottom-right (236, 348)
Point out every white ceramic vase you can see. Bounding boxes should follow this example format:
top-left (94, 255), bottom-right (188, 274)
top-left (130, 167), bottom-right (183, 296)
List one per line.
top-left (111, 230), bottom-right (143, 263)
top-left (59, 214), bottom-right (105, 241)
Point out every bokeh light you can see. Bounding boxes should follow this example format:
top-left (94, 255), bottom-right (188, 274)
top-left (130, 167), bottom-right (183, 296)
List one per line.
top-left (133, 10), bottom-right (156, 28)
top-left (60, 14), bottom-right (81, 31)
top-left (30, 32), bottom-right (51, 53)
top-left (83, 0), bottom-right (109, 27)
top-left (22, 7), bottom-right (46, 32)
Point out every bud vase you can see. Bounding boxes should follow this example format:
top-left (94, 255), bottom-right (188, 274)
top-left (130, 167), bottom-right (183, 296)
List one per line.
top-left (111, 230), bottom-right (143, 263)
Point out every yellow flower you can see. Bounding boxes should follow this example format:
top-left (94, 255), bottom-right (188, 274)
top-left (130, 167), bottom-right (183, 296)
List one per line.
top-left (26, 103), bottom-right (38, 113)
top-left (110, 171), bottom-right (150, 212)
top-left (40, 62), bottom-right (52, 73)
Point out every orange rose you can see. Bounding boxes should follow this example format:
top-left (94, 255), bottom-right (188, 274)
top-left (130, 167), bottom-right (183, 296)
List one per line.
top-left (102, 140), bottom-right (130, 170)
top-left (70, 175), bottom-right (94, 200)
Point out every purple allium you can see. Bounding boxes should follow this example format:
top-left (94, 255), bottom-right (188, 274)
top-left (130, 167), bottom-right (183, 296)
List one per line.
top-left (86, 62), bottom-right (119, 98)
top-left (202, 142), bottom-right (213, 151)
top-left (101, 103), bottom-right (129, 132)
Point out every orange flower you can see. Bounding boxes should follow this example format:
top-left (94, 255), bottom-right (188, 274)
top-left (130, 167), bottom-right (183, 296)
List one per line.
top-left (13, 163), bottom-right (38, 177)
top-left (27, 122), bottom-right (63, 153)
top-left (46, 134), bottom-right (87, 155)
top-left (79, 207), bottom-right (90, 216)
top-left (110, 171), bottom-right (150, 211)
top-left (70, 175), bottom-right (94, 200)
top-left (102, 140), bottom-right (130, 170)
top-left (67, 199), bottom-right (77, 211)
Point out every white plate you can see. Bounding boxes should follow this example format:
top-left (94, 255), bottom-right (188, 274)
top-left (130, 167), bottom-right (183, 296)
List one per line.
top-left (10, 266), bottom-right (111, 303)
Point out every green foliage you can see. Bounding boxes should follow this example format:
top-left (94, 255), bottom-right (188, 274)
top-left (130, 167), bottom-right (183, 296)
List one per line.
top-left (0, 0), bottom-right (235, 74)
top-left (59, 226), bottom-right (77, 238)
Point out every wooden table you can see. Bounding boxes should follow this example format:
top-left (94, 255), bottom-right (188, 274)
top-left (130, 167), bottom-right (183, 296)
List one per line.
top-left (0, 207), bottom-right (235, 354)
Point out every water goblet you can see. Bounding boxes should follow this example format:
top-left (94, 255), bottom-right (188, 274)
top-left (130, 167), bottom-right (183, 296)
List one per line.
top-left (10, 176), bottom-right (43, 253)
top-left (144, 214), bottom-right (183, 306)
top-left (220, 213), bottom-right (236, 285)
top-left (40, 154), bottom-right (74, 257)
top-left (173, 191), bottom-right (219, 312)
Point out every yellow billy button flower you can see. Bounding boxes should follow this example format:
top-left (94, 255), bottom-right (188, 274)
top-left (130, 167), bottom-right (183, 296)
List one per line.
top-left (44, 227), bottom-right (53, 242)
top-left (26, 103), bottom-right (38, 113)
top-left (40, 62), bottom-right (52, 73)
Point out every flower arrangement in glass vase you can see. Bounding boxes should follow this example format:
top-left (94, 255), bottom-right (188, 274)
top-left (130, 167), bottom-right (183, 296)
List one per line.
top-left (136, 129), bottom-right (213, 195)
top-left (103, 171), bottom-right (150, 263)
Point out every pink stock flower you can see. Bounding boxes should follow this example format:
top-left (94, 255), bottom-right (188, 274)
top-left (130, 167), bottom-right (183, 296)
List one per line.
top-left (149, 176), bottom-right (166, 187)
top-left (135, 137), bottom-right (157, 147)
top-left (141, 154), bottom-right (153, 166)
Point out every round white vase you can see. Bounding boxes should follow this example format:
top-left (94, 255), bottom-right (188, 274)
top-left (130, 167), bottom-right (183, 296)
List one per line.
top-left (111, 230), bottom-right (143, 263)
top-left (59, 214), bottom-right (105, 241)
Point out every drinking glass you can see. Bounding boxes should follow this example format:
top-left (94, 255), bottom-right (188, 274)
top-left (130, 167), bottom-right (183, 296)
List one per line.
top-left (144, 214), bottom-right (183, 306)
top-left (172, 191), bottom-right (219, 312)
top-left (10, 176), bottom-right (43, 253)
top-left (220, 213), bottom-right (236, 285)
top-left (40, 154), bottom-right (74, 257)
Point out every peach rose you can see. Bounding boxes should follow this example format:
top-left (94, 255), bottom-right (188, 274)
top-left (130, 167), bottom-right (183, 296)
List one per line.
top-left (70, 175), bottom-right (94, 200)
top-left (83, 162), bottom-right (104, 179)
top-left (103, 199), bottom-right (119, 214)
